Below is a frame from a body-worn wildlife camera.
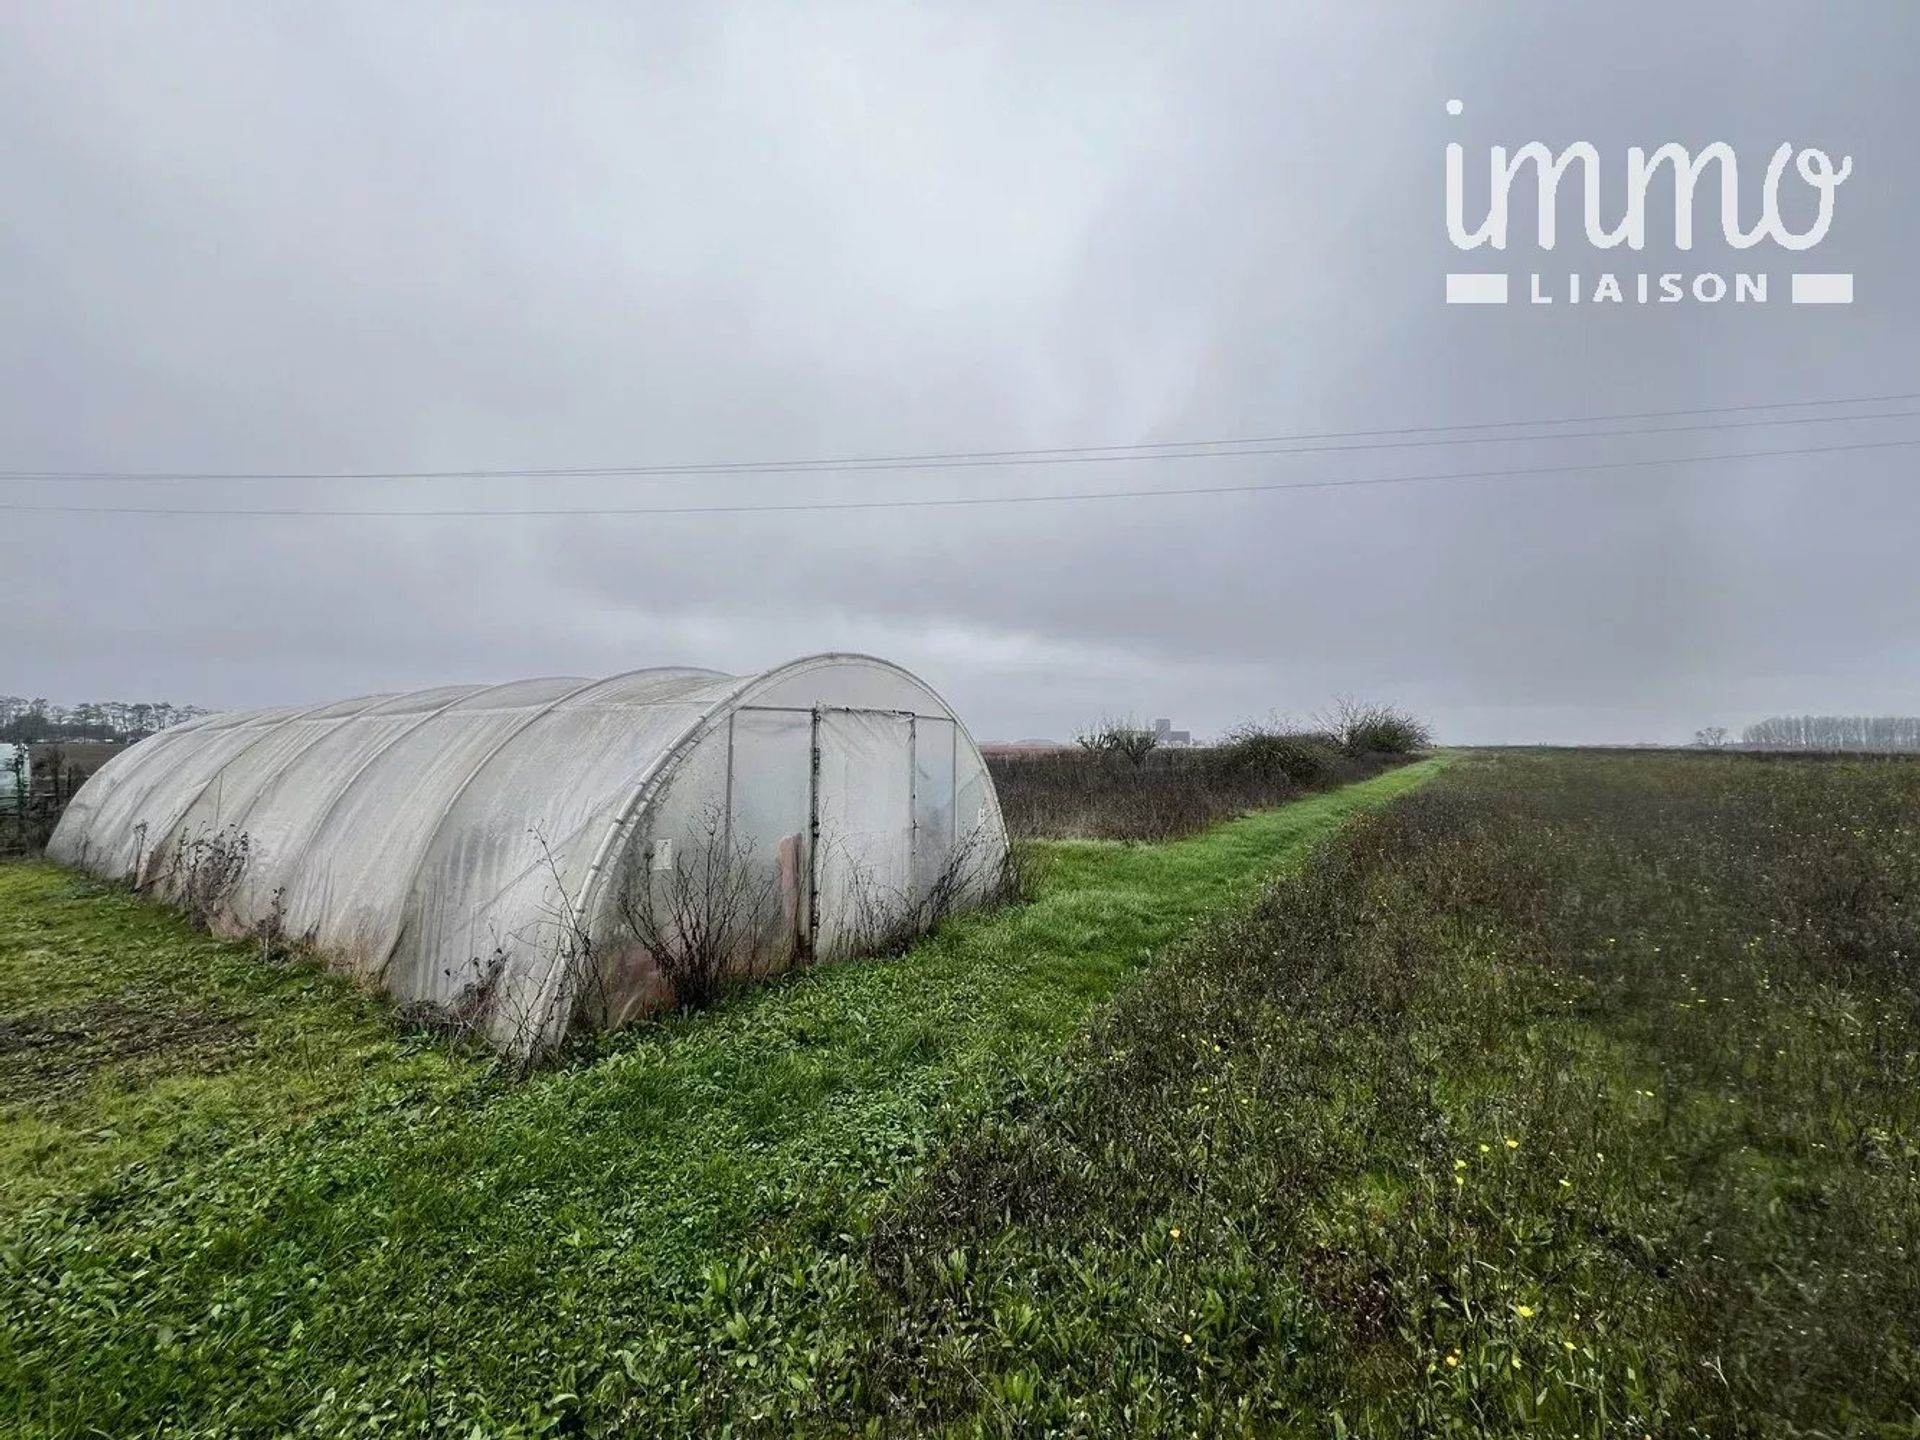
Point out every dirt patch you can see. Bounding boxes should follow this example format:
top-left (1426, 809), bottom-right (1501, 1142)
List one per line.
top-left (0, 999), bottom-right (252, 1107)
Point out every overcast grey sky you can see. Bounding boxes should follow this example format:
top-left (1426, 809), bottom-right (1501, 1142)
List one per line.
top-left (2, 2), bottom-right (1915, 743)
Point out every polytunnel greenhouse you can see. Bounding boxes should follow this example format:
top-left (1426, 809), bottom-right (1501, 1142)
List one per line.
top-left (47, 654), bottom-right (1008, 1056)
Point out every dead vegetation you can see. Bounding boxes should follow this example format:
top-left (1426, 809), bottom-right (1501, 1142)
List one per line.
top-left (150, 826), bottom-right (252, 931)
top-left (990, 721), bottom-right (1423, 842)
top-left (836, 821), bottom-right (1025, 960)
top-left (612, 803), bottom-right (783, 1012)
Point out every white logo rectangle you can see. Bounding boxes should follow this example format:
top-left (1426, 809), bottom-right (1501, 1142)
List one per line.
top-left (1445, 272), bottom-right (1510, 305)
top-left (1790, 272), bottom-right (1854, 304)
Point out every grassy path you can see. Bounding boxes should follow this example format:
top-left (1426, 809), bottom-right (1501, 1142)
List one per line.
top-left (1, 757), bottom-right (1444, 1436)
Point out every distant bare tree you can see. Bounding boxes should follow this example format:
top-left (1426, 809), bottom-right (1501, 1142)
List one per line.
top-left (1074, 719), bottom-right (1159, 767)
top-left (0, 694), bottom-right (208, 744)
top-left (1693, 726), bottom-right (1729, 748)
top-left (1741, 715), bottom-right (1920, 752)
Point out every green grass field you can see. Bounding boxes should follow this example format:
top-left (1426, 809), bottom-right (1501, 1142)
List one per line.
top-left (0, 759), bottom-right (1443, 1437)
top-left (846, 753), bottom-right (1920, 1436)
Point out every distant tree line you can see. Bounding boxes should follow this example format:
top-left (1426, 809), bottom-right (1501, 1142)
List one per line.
top-left (0, 695), bottom-right (209, 744)
top-left (1740, 715), bottom-right (1920, 752)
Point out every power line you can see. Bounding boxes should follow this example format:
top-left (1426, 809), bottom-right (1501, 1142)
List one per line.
top-left (4, 434), bottom-right (1914, 520)
top-left (4, 390), bottom-right (1918, 484)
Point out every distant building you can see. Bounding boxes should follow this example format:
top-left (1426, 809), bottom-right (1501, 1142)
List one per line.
top-left (1152, 718), bottom-right (1193, 748)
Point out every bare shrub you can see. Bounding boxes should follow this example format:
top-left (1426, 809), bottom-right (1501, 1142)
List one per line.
top-left (404, 946), bottom-right (514, 1062)
top-left (255, 886), bottom-right (292, 965)
top-left (1317, 698), bottom-right (1433, 757)
top-left (1003, 704), bottom-right (1430, 842)
top-left (1074, 719), bottom-right (1159, 767)
top-left (1216, 722), bottom-right (1342, 784)
top-left (837, 856), bottom-right (915, 960)
top-left (613, 804), bottom-right (778, 1012)
top-left (165, 826), bottom-right (251, 932)
top-left (922, 821), bottom-right (1022, 924)
top-left (996, 839), bottom-right (1051, 903)
top-left (988, 743), bottom-right (1406, 843)
top-left (838, 822), bottom-right (1017, 959)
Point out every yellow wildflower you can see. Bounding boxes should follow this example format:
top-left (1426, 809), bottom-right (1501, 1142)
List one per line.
top-left (1444, 1352), bottom-right (1460, 1368)
top-left (1515, 1304), bottom-right (1536, 1319)
top-left (1169, 1227), bottom-right (1181, 1240)
top-left (1505, 1138), bottom-right (1519, 1150)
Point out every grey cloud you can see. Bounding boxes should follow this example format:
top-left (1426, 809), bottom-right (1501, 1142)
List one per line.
top-left (2, 1), bottom-right (1917, 747)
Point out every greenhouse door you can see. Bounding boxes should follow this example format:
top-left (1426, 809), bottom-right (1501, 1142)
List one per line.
top-left (724, 707), bottom-right (816, 964)
top-left (810, 708), bottom-right (916, 960)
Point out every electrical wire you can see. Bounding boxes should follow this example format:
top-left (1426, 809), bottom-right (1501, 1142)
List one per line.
top-left (3, 433), bottom-right (1913, 520)
top-left (3, 391), bottom-right (1917, 485)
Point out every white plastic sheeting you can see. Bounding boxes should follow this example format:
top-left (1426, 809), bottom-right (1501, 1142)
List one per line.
top-left (48, 654), bottom-right (1007, 1055)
